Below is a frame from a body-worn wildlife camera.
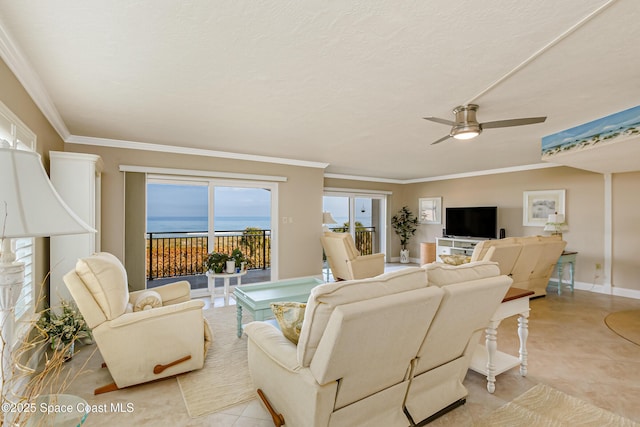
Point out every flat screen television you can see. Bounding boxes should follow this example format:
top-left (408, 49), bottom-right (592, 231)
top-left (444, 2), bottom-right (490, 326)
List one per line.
top-left (445, 206), bottom-right (497, 239)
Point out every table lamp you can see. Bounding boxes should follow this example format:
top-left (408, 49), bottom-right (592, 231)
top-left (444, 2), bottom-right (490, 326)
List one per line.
top-left (322, 211), bottom-right (337, 232)
top-left (544, 213), bottom-right (568, 238)
top-left (0, 144), bottom-right (95, 390)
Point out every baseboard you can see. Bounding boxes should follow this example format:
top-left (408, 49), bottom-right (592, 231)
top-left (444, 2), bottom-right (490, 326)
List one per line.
top-left (550, 279), bottom-right (640, 300)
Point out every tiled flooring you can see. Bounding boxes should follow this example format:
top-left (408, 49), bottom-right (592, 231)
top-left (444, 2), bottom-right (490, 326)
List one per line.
top-left (56, 273), bottom-right (639, 426)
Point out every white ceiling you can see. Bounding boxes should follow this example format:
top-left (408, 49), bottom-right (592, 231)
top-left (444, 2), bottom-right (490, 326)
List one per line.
top-left (1, 0), bottom-right (638, 181)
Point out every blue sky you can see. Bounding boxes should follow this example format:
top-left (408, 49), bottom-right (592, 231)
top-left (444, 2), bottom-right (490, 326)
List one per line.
top-left (147, 184), bottom-right (271, 217)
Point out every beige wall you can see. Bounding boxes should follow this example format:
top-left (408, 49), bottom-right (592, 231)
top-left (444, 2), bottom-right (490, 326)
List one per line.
top-left (65, 144), bottom-right (326, 281)
top-left (328, 166), bottom-right (640, 293)
top-left (1, 59), bottom-right (65, 299)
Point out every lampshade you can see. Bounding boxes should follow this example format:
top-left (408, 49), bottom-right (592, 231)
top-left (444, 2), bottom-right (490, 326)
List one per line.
top-left (322, 211), bottom-right (337, 225)
top-left (0, 146), bottom-right (95, 239)
top-left (544, 213), bottom-right (568, 233)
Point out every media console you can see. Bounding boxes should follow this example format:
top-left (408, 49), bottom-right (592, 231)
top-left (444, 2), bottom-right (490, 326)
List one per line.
top-left (435, 237), bottom-right (484, 262)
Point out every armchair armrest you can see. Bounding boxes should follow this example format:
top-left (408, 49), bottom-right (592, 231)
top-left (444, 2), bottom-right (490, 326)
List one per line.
top-left (129, 280), bottom-right (191, 306)
top-left (110, 299), bottom-right (204, 328)
top-left (244, 321), bottom-right (300, 373)
top-left (347, 253), bottom-right (385, 279)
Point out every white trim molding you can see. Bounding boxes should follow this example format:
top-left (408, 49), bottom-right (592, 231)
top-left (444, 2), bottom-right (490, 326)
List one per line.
top-left (0, 17), bottom-right (70, 140)
top-left (120, 164), bottom-right (288, 183)
top-left (69, 135), bottom-right (328, 170)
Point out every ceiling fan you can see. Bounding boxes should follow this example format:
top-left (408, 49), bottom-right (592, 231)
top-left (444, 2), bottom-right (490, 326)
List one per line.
top-left (424, 104), bottom-right (547, 145)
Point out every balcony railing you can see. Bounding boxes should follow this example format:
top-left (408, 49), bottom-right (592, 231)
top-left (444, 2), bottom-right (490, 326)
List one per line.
top-left (147, 227), bottom-right (376, 280)
top-left (327, 227), bottom-right (377, 255)
top-left (146, 230), bottom-right (271, 280)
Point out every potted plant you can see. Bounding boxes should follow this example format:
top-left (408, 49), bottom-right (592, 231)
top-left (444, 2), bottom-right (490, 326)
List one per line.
top-left (205, 251), bottom-right (229, 274)
top-left (391, 206), bottom-right (419, 263)
top-left (36, 299), bottom-right (92, 361)
top-left (231, 248), bottom-right (250, 272)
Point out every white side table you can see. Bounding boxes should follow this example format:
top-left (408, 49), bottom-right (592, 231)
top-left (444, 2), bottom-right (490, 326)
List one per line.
top-left (206, 270), bottom-right (247, 305)
top-left (469, 287), bottom-right (534, 393)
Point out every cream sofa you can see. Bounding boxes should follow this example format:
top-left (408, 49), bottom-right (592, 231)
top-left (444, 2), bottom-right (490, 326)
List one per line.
top-left (470, 235), bottom-right (567, 297)
top-left (244, 262), bottom-right (512, 427)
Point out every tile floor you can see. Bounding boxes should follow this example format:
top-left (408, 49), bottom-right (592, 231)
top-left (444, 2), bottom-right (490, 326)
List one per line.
top-left (54, 281), bottom-right (639, 426)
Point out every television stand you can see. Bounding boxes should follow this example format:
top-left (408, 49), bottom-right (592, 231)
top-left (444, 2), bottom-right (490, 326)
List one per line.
top-left (435, 237), bottom-right (483, 262)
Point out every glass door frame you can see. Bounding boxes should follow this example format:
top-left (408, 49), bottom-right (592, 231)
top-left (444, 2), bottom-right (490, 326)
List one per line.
top-left (323, 188), bottom-right (389, 258)
top-left (147, 174), bottom-right (279, 295)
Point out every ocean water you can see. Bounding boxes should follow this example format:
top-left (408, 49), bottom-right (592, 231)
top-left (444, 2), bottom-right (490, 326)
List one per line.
top-left (147, 216), bottom-right (271, 234)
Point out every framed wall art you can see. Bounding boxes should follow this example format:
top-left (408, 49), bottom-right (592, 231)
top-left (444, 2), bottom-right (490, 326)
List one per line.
top-left (523, 189), bottom-right (565, 226)
top-left (418, 197), bottom-right (442, 224)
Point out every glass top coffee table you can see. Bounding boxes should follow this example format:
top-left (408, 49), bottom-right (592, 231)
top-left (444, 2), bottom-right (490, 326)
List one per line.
top-left (233, 276), bottom-right (324, 337)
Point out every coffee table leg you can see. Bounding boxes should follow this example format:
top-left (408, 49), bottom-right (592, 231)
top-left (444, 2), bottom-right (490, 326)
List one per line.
top-left (237, 304), bottom-right (243, 338)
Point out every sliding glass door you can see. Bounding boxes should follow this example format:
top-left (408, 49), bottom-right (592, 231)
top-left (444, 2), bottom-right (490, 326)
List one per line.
top-left (145, 177), bottom-right (275, 292)
top-left (323, 192), bottom-right (386, 256)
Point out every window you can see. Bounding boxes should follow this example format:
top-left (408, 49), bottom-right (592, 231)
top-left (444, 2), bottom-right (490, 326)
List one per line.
top-left (1, 100), bottom-right (37, 332)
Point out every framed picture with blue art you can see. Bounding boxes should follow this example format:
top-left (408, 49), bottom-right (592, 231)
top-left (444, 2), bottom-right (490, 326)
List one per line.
top-left (418, 197), bottom-right (442, 224)
top-left (523, 189), bottom-right (565, 226)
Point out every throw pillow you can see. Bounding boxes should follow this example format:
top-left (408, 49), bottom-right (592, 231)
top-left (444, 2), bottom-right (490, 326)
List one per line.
top-left (440, 254), bottom-right (472, 265)
top-left (133, 290), bottom-right (163, 312)
top-left (271, 302), bottom-right (306, 345)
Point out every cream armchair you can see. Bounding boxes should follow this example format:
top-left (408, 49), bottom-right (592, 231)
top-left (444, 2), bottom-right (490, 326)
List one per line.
top-left (321, 232), bottom-right (384, 281)
top-left (63, 252), bottom-right (212, 394)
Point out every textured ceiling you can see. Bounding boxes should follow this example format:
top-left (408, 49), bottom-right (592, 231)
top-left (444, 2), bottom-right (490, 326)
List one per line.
top-left (0, 0), bottom-right (638, 180)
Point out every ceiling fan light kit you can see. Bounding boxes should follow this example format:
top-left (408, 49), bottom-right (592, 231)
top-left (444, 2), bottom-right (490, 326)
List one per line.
top-left (424, 103), bottom-right (546, 145)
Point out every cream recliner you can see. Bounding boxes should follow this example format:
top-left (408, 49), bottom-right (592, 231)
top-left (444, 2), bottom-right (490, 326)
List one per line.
top-left (63, 252), bottom-right (212, 394)
top-left (404, 262), bottom-right (513, 424)
top-left (321, 232), bottom-right (384, 281)
top-left (244, 262), bottom-right (512, 427)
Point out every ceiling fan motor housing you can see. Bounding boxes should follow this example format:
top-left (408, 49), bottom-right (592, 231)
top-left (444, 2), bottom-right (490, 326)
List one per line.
top-left (451, 104), bottom-right (481, 138)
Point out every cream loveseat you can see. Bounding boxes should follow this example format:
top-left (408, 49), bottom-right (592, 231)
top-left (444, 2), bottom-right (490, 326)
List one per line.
top-left (64, 252), bottom-right (212, 394)
top-left (244, 262), bottom-right (512, 427)
top-left (470, 235), bottom-right (567, 297)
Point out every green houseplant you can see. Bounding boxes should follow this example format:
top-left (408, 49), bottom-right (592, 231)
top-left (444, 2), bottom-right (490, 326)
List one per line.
top-left (36, 299), bottom-right (92, 361)
top-left (231, 248), bottom-right (250, 272)
top-left (391, 206), bottom-right (419, 263)
top-left (204, 251), bottom-right (229, 273)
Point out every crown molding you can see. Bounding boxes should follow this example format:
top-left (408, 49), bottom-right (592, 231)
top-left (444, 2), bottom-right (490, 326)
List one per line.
top-left (0, 18), bottom-right (70, 140)
top-left (66, 134), bottom-right (329, 169)
top-left (325, 163), bottom-right (562, 185)
top-left (323, 173), bottom-right (406, 184)
top-left (402, 162), bottom-right (562, 183)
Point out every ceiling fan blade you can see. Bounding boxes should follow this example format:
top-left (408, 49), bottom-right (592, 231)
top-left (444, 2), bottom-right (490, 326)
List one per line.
top-left (481, 116), bottom-right (547, 129)
top-left (423, 116), bottom-right (456, 126)
top-left (431, 134), bottom-right (452, 145)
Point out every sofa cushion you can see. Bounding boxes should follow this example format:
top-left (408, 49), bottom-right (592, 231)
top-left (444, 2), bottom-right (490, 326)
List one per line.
top-left (424, 261), bottom-right (501, 287)
top-left (75, 252), bottom-right (129, 320)
top-left (297, 267), bottom-right (428, 366)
